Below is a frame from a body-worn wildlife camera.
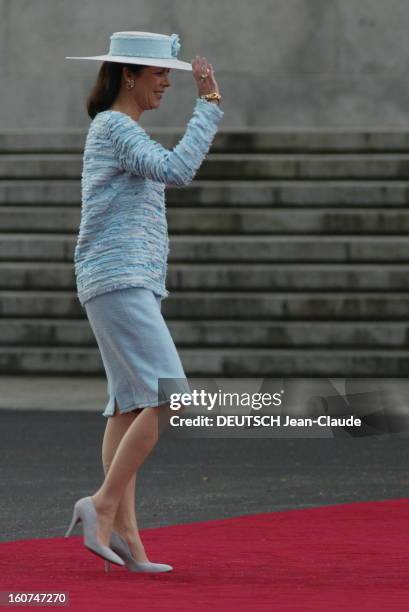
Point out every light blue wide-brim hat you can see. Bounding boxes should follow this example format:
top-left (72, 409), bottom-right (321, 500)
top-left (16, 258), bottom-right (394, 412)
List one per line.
top-left (66, 31), bottom-right (192, 71)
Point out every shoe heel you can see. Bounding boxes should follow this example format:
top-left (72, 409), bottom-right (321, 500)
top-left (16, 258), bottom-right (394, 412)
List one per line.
top-left (64, 497), bottom-right (125, 567)
top-left (64, 505), bottom-right (80, 538)
top-left (104, 560), bottom-right (111, 573)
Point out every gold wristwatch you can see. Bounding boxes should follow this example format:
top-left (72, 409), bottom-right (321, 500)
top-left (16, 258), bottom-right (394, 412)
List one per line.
top-left (200, 92), bottom-right (222, 105)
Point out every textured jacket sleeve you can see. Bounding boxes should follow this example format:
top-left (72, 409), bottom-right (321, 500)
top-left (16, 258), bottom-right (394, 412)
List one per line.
top-left (103, 97), bottom-right (224, 186)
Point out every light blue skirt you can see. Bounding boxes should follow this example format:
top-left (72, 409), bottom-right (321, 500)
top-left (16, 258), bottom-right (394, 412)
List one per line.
top-left (84, 287), bottom-right (191, 418)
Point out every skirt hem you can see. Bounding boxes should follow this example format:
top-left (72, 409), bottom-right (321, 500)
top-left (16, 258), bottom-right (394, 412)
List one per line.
top-left (102, 396), bottom-right (171, 418)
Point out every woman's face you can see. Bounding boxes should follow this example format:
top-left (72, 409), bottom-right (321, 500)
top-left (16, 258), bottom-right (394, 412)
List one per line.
top-left (127, 65), bottom-right (171, 110)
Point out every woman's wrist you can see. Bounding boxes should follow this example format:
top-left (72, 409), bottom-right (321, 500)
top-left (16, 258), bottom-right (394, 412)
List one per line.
top-left (198, 97), bottom-right (221, 107)
top-left (199, 92), bottom-right (222, 105)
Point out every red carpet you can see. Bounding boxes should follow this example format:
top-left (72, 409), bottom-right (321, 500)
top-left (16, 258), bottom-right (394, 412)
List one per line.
top-left (0, 499), bottom-right (408, 611)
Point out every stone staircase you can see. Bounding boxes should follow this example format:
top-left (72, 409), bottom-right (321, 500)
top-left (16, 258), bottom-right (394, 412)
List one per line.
top-left (1, 127), bottom-right (409, 377)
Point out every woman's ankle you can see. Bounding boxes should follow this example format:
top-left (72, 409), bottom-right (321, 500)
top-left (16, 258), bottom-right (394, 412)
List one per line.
top-left (91, 493), bottom-right (118, 516)
top-left (113, 522), bottom-right (138, 538)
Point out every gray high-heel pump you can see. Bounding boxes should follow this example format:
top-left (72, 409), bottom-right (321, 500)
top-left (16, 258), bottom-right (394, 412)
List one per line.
top-left (65, 496), bottom-right (125, 567)
top-left (104, 530), bottom-right (173, 573)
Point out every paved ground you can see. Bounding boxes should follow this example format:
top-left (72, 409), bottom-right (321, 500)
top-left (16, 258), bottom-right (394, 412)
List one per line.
top-left (1, 401), bottom-right (408, 543)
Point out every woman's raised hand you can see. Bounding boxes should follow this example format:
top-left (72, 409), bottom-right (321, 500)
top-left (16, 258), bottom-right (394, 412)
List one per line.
top-left (191, 56), bottom-right (220, 98)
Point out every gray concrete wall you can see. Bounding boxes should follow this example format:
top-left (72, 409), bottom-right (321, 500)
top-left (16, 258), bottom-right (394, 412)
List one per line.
top-left (1, 0), bottom-right (409, 128)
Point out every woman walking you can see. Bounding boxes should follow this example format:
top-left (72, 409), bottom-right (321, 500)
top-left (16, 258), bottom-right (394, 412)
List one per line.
top-left (64, 31), bottom-right (224, 572)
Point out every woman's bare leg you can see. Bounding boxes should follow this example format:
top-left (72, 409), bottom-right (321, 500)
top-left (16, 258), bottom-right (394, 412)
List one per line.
top-left (101, 405), bottom-right (149, 561)
top-left (91, 402), bottom-right (171, 553)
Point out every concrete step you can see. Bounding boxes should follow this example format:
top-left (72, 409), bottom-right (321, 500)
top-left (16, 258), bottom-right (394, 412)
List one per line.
top-left (1, 318), bottom-right (409, 348)
top-left (1, 235), bottom-right (409, 262)
top-left (200, 154), bottom-right (409, 181)
top-left (3, 206), bottom-right (409, 234)
top-left (0, 155), bottom-right (81, 179)
top-left (0, 346), bottom-right (408, 376)
top-left (166, 208), bottom-right (409, 234)
top-left (3, 154), bottom-right (409, 180)
top-left (3, 129), bottom-right (409, 153)
top-left (1, 290), bottom-right (409, 319)
top-left (0, 180), bottom-right (408, 207)
top-left (2, 262), bottom-right (409, 290)
top-left (153, 264), bottom-right (409, 291)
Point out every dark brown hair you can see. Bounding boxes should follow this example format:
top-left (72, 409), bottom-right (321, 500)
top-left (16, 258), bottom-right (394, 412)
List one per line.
top-left (86, 61), bottom-right (146, 119)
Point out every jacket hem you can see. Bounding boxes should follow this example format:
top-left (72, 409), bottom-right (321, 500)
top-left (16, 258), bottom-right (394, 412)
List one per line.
top-left (79, 280), bottom-right (169, 307)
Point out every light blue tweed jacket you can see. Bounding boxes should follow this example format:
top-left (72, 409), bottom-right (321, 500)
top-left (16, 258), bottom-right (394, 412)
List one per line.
top-left (74, 97), bottom-right (224, 306)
